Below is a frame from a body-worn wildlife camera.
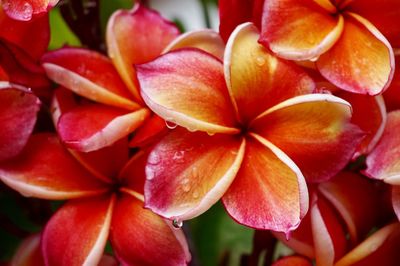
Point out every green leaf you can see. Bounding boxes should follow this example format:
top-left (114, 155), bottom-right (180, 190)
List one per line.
top-left (48, 8), bottom-right (81, 50)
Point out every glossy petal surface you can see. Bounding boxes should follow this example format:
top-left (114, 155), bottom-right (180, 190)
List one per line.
top-left (0, 85), bottom-right (40, 161)
top-left (260, 0), bottom-right (342, 60)
top-left (251, 94), bottom-right (363, 182)
top-left (106, 4), bottom-right (179, 100)
top-left (145, 128), bottom-right (245, 220)
top-left (110, 194), bottom-right (190, 266)
top-left (42, 48), bottom-right (139, 110)
top-left (138, 49), bottom-right (239, 134)
top-left (222, 135), bottom-right (308, 232)
top-left (225, 23), bottom-right (315, 123)
top-left (42, 195), bottom-right (114, 266)
top-left (58, 104), bottom-right (149, 152)
top-left (317, 14), bottom-right (394, 95)
top-left (364, 111), bottom-right (400, 184)
top-left (0, 133), bottom-right (108, 199)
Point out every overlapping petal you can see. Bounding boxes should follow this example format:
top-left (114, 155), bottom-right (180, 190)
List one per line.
top-left (250, 94), bottom-right (363, 182)
top-left (316, 14), bottom-right (394, 95)
top-left (119, 150), bottom-right (149, 195)
top-left (137, 49), bottom-right (239, 134)
top-left (106, 4), bottom-right (179, 100)
top-left (383, 55), bottom-right (400, 111)
top-left (42, 195), bottom-right (115, 266)
top-left (0, 133), bottom-right (108, 199)
top-left (222, 135), bottom-right (308, 232)
top-left (144, 128), bottom-right (245, 220)
top-left (110, 194), bottom-right (190, 266)
top-left (57, 103), bottom-right (150, 152)
top-left (364, 111), bottom-right (400, 184)
top-left (0, 83), bottom-right (40, 161)
top-left (129, 114), bottom-right (168, 147)
top-left (1, 0), bottom-right (59, 21)
top-left (260, 0), bottom-right (343, 60)
top-left (392, 186), bottom-right (400, 221)
top-left (11, 234), bottom-right (44, 266)
top-left (272, 256), bottom-right (312, 266)
top-left (42, 48), bottom-right (139, 110)
top-left (225, 23), bottom-right (315, 123)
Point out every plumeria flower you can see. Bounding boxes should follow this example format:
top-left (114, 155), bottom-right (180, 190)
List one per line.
top-left (364, 110), bottom-right (400, 221)
top-left (41, 3), bottom-right (224, 151)
top-left (383, 54), bottom-right (400, 111)
top-left (137, 22), bottom-right (363, 233)
top-left (272, 255), bottom-right (312, 266)
top-left (0, 132), bottom-right (190, 265)
top-left (0, 0), bottom-right (59, 21)
top-left (276, 172), bottom-right (386, 266)
top-left (259, 0), bottom-right (398, 95)
top-left (0, 82), bottom-right (40, 161)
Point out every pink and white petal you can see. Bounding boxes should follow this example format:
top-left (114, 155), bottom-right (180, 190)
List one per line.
top-left (11, 234), bottom-right (44, 266)
top-left (42, 195), bottom-right (115, 266)
top-left (225, 23), bottom-right (315, 123)
top-left (260, 0), bottom-right (343, 60)
top-left (57, 104), bottom-right (150, 152)
top-left (222, 134), bottom-right (308, 232)
top-left (335, 91), bottom-right (386, 157)
top-left (335, 223), bottom-right (400, 266)
top-left (392, 186), bottom-right (400, 221)
top-left (110, 194), bottom-right (190, 266)
top-left (137, 49), bottom-right (239, 134)
top-left (364, 111), bottom-right (400, 184)
top-left (163, 29), bottom-right (225, 60)
top-left (42, 48), bottom-right (139, 110)
top-left (317, 13), bottom-right (395, 95)
top-left (144, 128), bottom-right (245, 221)
top-left (106, 4), bottom-right (179, 100)
top-left (1, 0), bottom-right (58, 21)
top-left (383, 55), bottom-right (400, 111)
top-left (129, 114), bottom-right (168, 148)
top-left (347, 0), bottom-right (400, 47)
top-left (50, 87), bottom-right (77, 125)
top-left (0, 133), bottom-right (108, 200)
top-left (0, 84), bottom-right (40, 161)
top-left (251, 94), bottom-right (363, 183)
top-left (272, 256), bottom-right (312, 266)
top-left (0, 6), bottom-right (49, 59)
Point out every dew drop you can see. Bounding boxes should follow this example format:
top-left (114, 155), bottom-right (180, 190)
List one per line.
top-left (173, 151), bottom-right (185, 162)
top-left (165, 120), bottom-right (178, 129)
top-left (172, 219), bottom-right (183, 229)
top-left (256, 56), bottom-right (266, 66)
top-left (148, 153), bottom-right (161, 165)
top-left (207, 132), bottom-right (215, 136)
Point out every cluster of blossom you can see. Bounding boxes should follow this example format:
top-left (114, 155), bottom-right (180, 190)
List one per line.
top-left (0, 0), bottom-right (400, 265)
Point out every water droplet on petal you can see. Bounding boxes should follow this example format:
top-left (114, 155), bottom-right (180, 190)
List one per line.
top-left (256, 56), bottom-right (266, 66)
top-left (165, 120), bottom-right (178, 129)
top-left (173, 151), bottom-right (185, 162)
top-left (207, 132), bottom-right (215, 136)
top-left (172, 219), bottom-right (183, 229)
top-left (148, 153), bottom-right (161, 165)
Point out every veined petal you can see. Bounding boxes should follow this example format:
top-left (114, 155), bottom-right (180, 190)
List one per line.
top-left (317, 13), bottom-right (395, 95)
top-left (392, 186), bottom-right (400, 221)
top-left (260, 0), bottom-right (343, 60)
top-left (42, 195), bottom-right (115, 266)
top-left (251, 94), bottom-right (363, 182)
top-left (0, 133), bottom-right (108, 200)
top-left (335, 91), bottom-right (386, 157)
top-left (364, 111), bottom-right (400, 184)
top-left (106, 4), bottom-right (179, 100)
top-left (347, 0), bottom-right (400, 47)
top-left (129, 114), bottom-right (168, 148)
top-left (144, 128), bottom-right (245, 220)
top-left (137, 49), bottom-right (239, 134)
top-left (11, 234), bottom-right (44, 266)
top-left (0, 84), bottom-right (40, 161)
top-left (57, 104), bottom-right (150, 152)
top-left (222, 134), bottom-right (308, 232)
top-left (42, 48), bottom-right (140, 110)
top-left (163, 29), bottom-right (225, 59)
top-left (225, 23), bottom-right (315, 123)
top-left (110, 194), bottom-right (191, 266)
top-left (335, 223), bottom-right (400, 266)
top-left (272, 256), bottom-right (312, 266)
top-left (0, 6), bottom-right (49, 59)
top-left (1, 0), bottom-right (58, 21)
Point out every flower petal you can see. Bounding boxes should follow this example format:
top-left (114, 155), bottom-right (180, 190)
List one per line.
top-left (42, 195), bottom-right (115, 266)
top-left (110, 194), bottom-right (191, 266)
top-left (57, 104), bottom-right (150, 152)
top-left (272, 256), bottom-right (312, 266)
top-left (129, 114), bottom-right (168, 148)
top-left (347, 0), bottom-right (400, 47)
top-left (222, 134), bottom-right (308, 232)
top-left (11, 234), bottom-right (44, 266)
top-left (0, 84), bottom-right (40, 161)
top-left (0, 133), bottom-right (108, 200)
top-left (42, 47), bottom-right (139, 110)
top-left (364, 111), bottom-right (400, 184)
top-left (225, 23), bottom-right (315, 123)
top-left (260, 0), bottom-right (343, 60)
top-left (1, 0), bottom-right (58, 21)
top-left (137, 49), bottom-right (239, 134)
top-left (316, 13), bottom-right (395, 95)
top-left (144, 128), bottom-right (245, 220)
top-left (163, 29), bottom-right (225, 60)
top-left (119, 149), bottom-right (150, 195)
top-left (392, 186), bottom-right (400, 221)
top-left (251, 94), bottom-right (363, 182)
top-left (106, 4), bottom-right (179, 100)
top-left (383, 55), bottom-right (400, 111)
